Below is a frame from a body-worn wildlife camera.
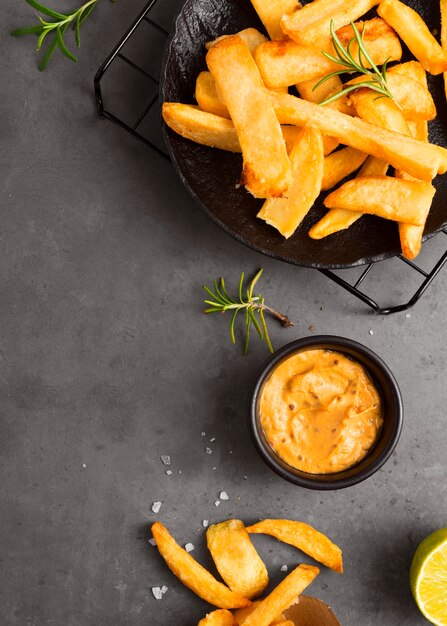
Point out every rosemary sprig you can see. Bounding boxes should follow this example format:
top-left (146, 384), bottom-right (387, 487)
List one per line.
top-left (314, 20), bottom-right (394, 107)
top-left (11, 0), bottom-right (109, 70)
top-left (203, 269), bottom-right (294, 355)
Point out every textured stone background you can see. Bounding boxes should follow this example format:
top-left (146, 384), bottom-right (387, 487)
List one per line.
top-left (1, 1), bottom-right (446, 624)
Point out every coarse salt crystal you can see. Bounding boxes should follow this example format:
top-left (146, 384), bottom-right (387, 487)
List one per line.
top-left (206, 447), bottom-right (213, 455)
top-left (202, 520), bottom-right (209, 528)
top-left (161, 455), bottom-right (171, 466)
top-left (406, 313), bottom-right (411, 319)
top-left (215, 500), bottom-right (220, 507)
top-left (161, 585), bottom-right (168, 594)
top-left (185, 543), bottom-right (194, 552)
top-left (219, 491), bottom-right (229, 501)
top-left (166, 470), bottom-right (172, 476)
top-left (210, 437), bottom-right (216, 442)
top-left (82, 464), bottom-right (86, 468)
top-left (212, 467), bottom-right (217, 471)
top-left (280, 564), bottom-right (288, 572)
top-left (369, 330), bottom-right (374, 336)
top-left (149, 538), bottom-right (157, 547)
top-left (152, 587), bottom-right (163, 600)
top-left (152, 501), bottom-right (162, 514)
top-left (201, 432), bottom-right (206, 437)
top-left (243, 476), bottom-right (248, 480)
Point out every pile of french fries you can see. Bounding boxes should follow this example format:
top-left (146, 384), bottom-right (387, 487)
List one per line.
top-left (163, 0), bottom-right (447, 261)
top-left (151, 517), bottom-right (343, 625)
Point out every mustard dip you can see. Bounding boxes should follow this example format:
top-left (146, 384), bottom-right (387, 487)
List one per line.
top-left (259, 349), bottom-right (383, 474)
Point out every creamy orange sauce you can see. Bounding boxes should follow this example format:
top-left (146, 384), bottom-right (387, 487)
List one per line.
top-left (259, 349), bottom-right (383, 474)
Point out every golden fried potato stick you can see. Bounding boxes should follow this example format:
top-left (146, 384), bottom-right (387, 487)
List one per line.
top-left (442, 0), bottom-right (447, 99)
top-left (239, 565), bottom-right (319, 626)
top-left (349, 88), bottom-right (411, 135)
top-left (250, 0), bottom-right (302, 41)
top-left (151, 523), bottom-right (251, 609)
top-left (274, 622), bottom-right (294, 626)
top-left (378, 0), bottom-right (447, 75)
top-left (347, 73), bottom-right (436, 121)
top-left (271, 92), bottom-right (447, 181)
top-left (206, 520), bottom-right (269, 600)
top-left (322, 147), bottom-right (368, 191)
top-left (198, 610), bottom-right (238, 626)
top-left (247, 520), bottom-right (343, 573)
top-left (324, 176), bottom-right (436, 226)
top-left (205, 28), bottom-right (268, 55)
top-left (258, 126), bottom-right (324, 238)
top-left (280, 0), bottom-right (379, 46)
top-left (207, 36), bottom-right (292, 198)
top-left (388, 60), bottom-right (428, 87)
top-left (296, 75), bottom-right (353, 116)
top-left (309, 157), bottom-right (389, 239)
top-left (234, 603), bottom-right (285, 625)
top-left (162, 102), bottom-right (338, 156)
top-left (196, 72), bottom-right (231, 119)
top-left (255, 19), bottom-right (402, 88)
top-left (396, 118), bottom-right (430, 260)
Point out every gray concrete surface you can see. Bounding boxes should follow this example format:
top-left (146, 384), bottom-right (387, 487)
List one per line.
top-left (1, 1), bottom-right (446, 625)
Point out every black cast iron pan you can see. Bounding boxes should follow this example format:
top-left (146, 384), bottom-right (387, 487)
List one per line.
top-left (160, 0), bottom-right (447, 269)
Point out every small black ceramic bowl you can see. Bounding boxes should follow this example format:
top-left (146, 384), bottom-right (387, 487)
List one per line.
top-left (248, 336), bottom-right (403, 490)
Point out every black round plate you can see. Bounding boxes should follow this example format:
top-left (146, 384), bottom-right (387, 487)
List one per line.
top-left (160, 0), bottom-right (447, 269)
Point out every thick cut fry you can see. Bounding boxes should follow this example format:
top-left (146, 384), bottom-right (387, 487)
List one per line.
top-left (271, 92), bottom-right (447, 181)
top-left (198, 610), bottom-right (237, 626)
top-left (234, 603), bottom-right (285, 625)
top-left (349, 88), bottom-right (411, 135)
top-left (347, 73), bottom-right (436, 121)
top-left (196, 72), bottom-right (231, 119)
top-left (309, 156), bottom-right (389, 239)
top-left (324, 176), bottom-right (436, 226)
top-left (280, 0), bottom-right (379, 46)
top-left (258, 126), bottom-right (324, 238)
top-left (296, 75), bottom-right (353, 115)
top-left (250, 0), bottom-right (302, 41)
top-left (239, 565), bottom-right (319, 626)
top-left (207, 36), bottom-right (291, 198)
top-left (322, 147), bottom-right (368, 191)
top-left (247, 520), bottom-right (343, 573)
top-left (206, 520), bottom-right (269, 599)
top-left (274, 622), bottom-right (294, 626)
top-left (162, 103), bottom-right (337, 156)
top-left (255, 19), bottom-right (402, 88)
top-left (442, 0), bottom-right (447, 99)
top-left (378, 0), bottom-right (447, 75)
top-left (151, 523), bottom-right (250, 609)
top-left (388, 60), bottom-right (428, 88)
top-left (206, 28), bottom-right (268, 55)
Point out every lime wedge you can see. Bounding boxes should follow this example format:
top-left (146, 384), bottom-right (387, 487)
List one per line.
top-left (410, 528), bottom-right (447, 625)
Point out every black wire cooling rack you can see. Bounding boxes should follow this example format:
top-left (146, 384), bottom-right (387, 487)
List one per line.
top-left (94, 0), bottom-right (447, 315)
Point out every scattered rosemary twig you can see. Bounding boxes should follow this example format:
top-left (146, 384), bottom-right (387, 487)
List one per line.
top-left (203, 269), bottom-right (293, 355)
top-left (314, 19), bottom-right (394, 107)
top-left (11, 0), bottom-right (112, 70)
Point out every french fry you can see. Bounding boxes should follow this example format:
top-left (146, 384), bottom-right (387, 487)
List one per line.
top-left (246, 520), bottom-right (343, 573)
top-left (271, 92), bottom-right (447, 181)
top-left (162, 103), bottom-right (337, 156)
top-left (255, 19), bottom-right (402, 88)
top-left (234, 603), bottom-right (285, 625)
top-left (388, 60), bottom-right (428, 88)
top-left (196, 72), bottom-right (231, 119)
top-left (309, 156), bottom-right (389, 239)
top-left (349, 88), bottom-right (411, 134)
top-left (207, 36), bottom-right (292, 198)
top-left (257, 126), bottom-right (324, 238)
top-left (198, 610), bottom-right (237, 626)
top-left (239, 565), bottom-right (319, 626)
top-left (442, 0), bottom-right (447, 100)
top-left (205, 28), bottom-right (268, 54)
top-left (274, 622), bottom-right (294, 626)
top-left (206, 520), bottom-right (269, 599)
top-left (250, 0), bottom-right (302, 41)
top-left (322, 147), bottom-right (368, 191)
top-left (347, 73), bottom-right (436, 121)
top-left (296, 75), bottom-right (353, 116)
top-left (151, 523), bottom-right (251, 609)
top-left (324, 176), bottom-right (436, 226)
top-left (378, 0), bottom-right (447, 75)
top-left (280, 0), bottom-right (379, 46)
